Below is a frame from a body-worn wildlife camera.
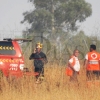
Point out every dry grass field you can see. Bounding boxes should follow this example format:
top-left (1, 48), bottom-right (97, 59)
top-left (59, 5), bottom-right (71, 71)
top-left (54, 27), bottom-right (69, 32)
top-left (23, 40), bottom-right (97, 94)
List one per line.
top-left (0, 63), bottom-right (100, 100)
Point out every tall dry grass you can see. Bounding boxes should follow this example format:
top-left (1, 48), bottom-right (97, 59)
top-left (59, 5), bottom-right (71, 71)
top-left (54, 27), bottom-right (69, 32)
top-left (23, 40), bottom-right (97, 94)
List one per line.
top-left (0, 63), bottom-right (100, 100)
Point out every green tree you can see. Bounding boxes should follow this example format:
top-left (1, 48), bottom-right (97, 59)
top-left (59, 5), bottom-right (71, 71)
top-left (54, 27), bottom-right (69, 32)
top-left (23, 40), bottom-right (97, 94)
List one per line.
top-left (21, 0), bottom-right (92, 35)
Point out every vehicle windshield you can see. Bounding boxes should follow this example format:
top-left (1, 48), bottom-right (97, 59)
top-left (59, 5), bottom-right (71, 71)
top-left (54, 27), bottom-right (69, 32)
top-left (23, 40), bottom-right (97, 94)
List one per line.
top-left (0, 41), bottom-right (16, 55)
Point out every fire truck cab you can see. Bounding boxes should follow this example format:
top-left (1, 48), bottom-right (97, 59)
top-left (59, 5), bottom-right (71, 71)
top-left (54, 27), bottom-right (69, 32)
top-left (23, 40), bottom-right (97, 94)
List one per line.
top-left (0, 38), bottom-right (31, 77)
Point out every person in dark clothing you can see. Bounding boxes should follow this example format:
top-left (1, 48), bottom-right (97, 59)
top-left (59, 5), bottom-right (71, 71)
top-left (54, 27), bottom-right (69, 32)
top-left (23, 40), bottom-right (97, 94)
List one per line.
top-left (29, 42), bottom-right (48, 83)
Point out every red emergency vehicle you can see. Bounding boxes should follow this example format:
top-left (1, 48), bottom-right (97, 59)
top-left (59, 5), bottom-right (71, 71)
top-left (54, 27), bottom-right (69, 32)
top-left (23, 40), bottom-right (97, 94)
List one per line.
top-left (0, 38), bottom-right (38, 78)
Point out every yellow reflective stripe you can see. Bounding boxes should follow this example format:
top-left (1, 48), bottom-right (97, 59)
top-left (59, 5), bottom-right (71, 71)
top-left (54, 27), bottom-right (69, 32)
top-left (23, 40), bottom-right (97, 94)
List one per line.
top-left (11, 60), bottom-right (14, 63)
top-left (2, 59), bottom-right (5, 62)
top-left (15, 59), bottom-right (19, 63)
top-left (2, 46), bottom-right (6, 50)
top-left (9, 59), bottom-right (12, 62)
top-left (0, 46), bottom-right (14, 50)
top-left (0, 59), bottom-right (19, 63)
top-left (6, 47), bottom-right (9, 50)
top-left (12, 47), bottom-right (14, 50)
top-left (5, 59), bottom-right (8, 62)
top-left (9, 47), bottom-right (12, 50)
top-left (0, 46), bottom-right (2, 50)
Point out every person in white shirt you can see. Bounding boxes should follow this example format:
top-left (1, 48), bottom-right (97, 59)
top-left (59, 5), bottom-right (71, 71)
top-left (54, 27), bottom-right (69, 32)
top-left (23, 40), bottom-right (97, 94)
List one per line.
top-left (67, 49), bottom-right (80, 82)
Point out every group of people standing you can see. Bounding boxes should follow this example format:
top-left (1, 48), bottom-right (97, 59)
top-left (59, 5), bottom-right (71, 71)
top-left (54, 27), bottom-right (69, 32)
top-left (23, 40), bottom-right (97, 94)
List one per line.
top-left (29, 42), bottom-right (100, 85)
top-left (67, 44), bottom-right (100, 86)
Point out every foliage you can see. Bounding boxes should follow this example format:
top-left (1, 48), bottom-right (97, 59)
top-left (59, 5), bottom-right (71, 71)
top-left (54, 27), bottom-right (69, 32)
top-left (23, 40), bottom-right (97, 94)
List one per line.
top-left (1, 65), bottom-right (100, 100)
top-left (21, 0), bottom-right (94, 64)
top-left (21, 0), bottom-right (92, 34)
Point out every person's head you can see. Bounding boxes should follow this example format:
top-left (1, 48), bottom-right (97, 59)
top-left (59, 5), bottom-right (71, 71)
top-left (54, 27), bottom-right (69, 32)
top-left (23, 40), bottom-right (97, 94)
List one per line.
top-left (36, 47), bottom-right (41, 52)
top-left (73, 49), bottom-right (79, 57)
top-left (36, 42), bottom-right (42, 52)
top-left (90, 44), bottom-right (96, 52)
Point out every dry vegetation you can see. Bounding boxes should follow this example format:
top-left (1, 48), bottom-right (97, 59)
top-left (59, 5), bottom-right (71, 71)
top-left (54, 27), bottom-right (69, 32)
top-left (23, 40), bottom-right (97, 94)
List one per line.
top-left (0, 62), bottom-right (100, 100)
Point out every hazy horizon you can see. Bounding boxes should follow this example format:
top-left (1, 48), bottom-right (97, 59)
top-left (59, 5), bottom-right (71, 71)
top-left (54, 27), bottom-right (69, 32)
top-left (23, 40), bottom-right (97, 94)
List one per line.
top-left (0, 0), bottom-right (100, 39)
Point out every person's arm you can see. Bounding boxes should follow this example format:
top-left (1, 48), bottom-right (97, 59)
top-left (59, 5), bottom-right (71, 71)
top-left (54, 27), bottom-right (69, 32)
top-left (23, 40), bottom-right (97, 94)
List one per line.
top-left (42, 53), bottom-right (48, 64)
top-left (68, 62), bottom-right (75, 71)
top-left (29, 53), bottom-right (35, 60)
top-left (68, 58), bottom-right (75, 71)
top-left (29, 49), bottom-right (36, 60)
top-left (83, 54), bottom-right (88, 69)
top-left (84, 59), bottom-right (88, 68)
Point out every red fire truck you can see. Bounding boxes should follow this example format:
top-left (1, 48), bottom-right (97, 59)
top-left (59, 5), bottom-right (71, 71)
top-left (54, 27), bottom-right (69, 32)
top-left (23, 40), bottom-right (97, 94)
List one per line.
top-left (0, 38), bottom-right (38, 78)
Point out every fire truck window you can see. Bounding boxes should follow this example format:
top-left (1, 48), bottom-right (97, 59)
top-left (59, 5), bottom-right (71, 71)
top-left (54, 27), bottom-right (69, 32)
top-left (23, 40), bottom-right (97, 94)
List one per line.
top-left (0, 42), bottom-right (16, 55)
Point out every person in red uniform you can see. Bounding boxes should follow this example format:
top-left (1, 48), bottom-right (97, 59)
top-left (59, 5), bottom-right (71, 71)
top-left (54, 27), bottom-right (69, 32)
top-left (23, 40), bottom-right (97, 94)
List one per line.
top-left (84, 44), bottom-right (100, 86)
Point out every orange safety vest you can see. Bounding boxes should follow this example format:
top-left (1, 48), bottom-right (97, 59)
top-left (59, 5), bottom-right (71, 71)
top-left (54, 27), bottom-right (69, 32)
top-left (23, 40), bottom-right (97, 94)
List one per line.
top-left (86, 51), bottom-right (100, 71)
top-left (66, 56), bottom-right (75, 76)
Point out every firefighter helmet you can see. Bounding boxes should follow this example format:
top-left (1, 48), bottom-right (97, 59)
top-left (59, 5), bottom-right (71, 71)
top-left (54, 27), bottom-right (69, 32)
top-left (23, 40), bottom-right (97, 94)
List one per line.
top-left (36, 42), bottom-right (42, 48)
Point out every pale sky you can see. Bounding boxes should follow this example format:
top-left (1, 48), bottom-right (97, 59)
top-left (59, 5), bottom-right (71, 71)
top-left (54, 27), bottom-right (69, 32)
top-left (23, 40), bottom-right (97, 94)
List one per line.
top-left (79, 0), bottom-right (100, 37)
top-left (0, 0), bottom-right (33, 39)
top-left (0, 0), bottom-right (100, 39)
